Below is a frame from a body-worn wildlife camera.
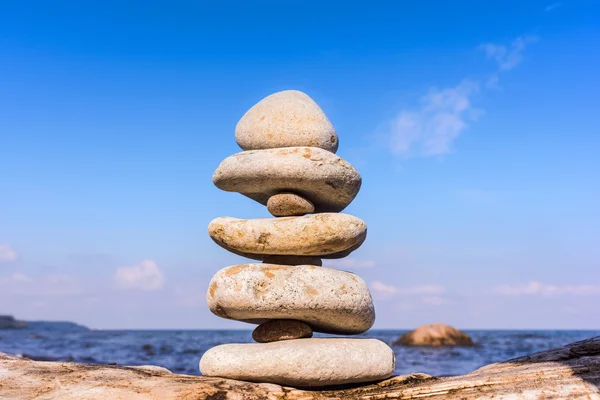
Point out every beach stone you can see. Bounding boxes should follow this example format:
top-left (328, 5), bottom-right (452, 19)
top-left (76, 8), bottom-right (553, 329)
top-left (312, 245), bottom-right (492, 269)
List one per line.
top-left (208, 213), bottom-right (366, 257)
top-left (393, 323), bottom-right (474, 346)
top-left (262, 256), bottom-right (322, 266)
top-left (235, 90), bottom-right (339, 153)
top-left (252, 320), bottom-right (313, 343)
top-left (200, 338), bottom-right (394, 387)
top-left (267, 193), bottom-right (314, 217)
top-left (212, 147), bottom-right (361, 213)
top-left (206, 264), bottom-right (375, 334)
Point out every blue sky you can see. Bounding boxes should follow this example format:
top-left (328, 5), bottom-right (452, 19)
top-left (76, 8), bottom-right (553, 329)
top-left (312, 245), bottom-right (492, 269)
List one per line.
top-left (1, 1), bottom-right (599, 329)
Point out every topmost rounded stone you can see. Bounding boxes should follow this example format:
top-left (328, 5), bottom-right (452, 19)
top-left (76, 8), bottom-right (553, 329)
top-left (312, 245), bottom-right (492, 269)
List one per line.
top-left (235, 90), bottom-right (339, 153)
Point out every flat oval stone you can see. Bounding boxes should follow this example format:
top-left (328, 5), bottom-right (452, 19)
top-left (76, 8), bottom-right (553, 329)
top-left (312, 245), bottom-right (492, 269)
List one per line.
top-left (208, 214), bottom-right (366, 257)
top-left (206, 264), bottom-right (375, 334)
top-left (267, 193), bottom-right (314, 217)
top-left (235, 90), bottom-right (339, 153)
top-left (200, 338), bottom-right (394, 387)
top-left (252, 320), bottom-right (313, 343)
top-left (212, 147), bottom-right (361, 213)
top-left (262, 256), bottom-right (322, 266)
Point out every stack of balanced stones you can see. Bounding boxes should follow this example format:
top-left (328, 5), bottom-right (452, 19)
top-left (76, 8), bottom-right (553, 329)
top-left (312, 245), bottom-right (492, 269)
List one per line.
top-left (200, 90), bottom-right (395, 387)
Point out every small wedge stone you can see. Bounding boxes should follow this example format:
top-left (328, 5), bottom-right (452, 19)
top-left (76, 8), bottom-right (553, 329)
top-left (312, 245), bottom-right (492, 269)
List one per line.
top-left (267, 193), bottom-right (314, 217)
top-left (252, 320), bottom-right (313, 343)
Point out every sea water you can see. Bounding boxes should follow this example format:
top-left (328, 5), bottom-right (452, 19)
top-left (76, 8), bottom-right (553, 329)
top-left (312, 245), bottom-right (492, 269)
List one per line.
top-left (1, 326), bottom-right (598, 377)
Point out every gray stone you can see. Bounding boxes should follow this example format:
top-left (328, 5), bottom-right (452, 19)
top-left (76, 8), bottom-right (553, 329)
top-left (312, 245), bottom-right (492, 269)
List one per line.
top-left (212, 147), bottom-right (361, 213)
top-left (208, 214), bottom-right (366, 257)
top-left (252, 320), bottom-right (313, 343)
top-left (262, 256), bottom-right (322, 266)
top-left (267, 193), bottom-right (314, 217)
top-left (235, 90), bottom-right (339, 153)
top-left (206, 264), bottom-right (375, 334)
top-left (199, 338), bottom-right (395, 387)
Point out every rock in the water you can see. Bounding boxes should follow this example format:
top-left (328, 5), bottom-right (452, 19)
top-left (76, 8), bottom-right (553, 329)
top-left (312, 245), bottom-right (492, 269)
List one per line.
top-left (267, 193), bottom-right (314, 217)
top-left (262, 256), bottom-right (322, 266)
top-left (235, 90), bottom-right (339, 153)
top-left (394, 323), bottom-right (474, 346)
top-left (200, 338), bottom-right (394, 387)
top-left (208, 214), bottom-right (366, 257)
top-left (252, 320), bottom-right (313, 343)
top-left (206, 264), bottom-right (375, 334)
top-left (212, 147), bottom-right (361, 213)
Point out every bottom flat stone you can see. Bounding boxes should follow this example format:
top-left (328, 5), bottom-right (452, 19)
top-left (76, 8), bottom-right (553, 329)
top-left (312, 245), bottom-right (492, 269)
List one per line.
top-left (199, 338), bottom-right (395, 387)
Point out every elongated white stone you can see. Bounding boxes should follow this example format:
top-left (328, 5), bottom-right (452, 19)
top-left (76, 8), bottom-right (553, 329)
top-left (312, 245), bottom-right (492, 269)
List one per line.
top-left (206, 264), bottom-right (375, 334)
top-left (235, 90), bottom-right (339, 153)
top-left (212, 147), bottom-right (361, 212)
top-left (208, 214), bottom-right (366, 257)
top-left (200, 338), bottom-right (395, 387)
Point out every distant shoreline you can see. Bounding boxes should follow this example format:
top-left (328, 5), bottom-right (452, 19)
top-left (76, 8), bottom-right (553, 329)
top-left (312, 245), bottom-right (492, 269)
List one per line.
top-left (0, 316), bottom-right (88, 331)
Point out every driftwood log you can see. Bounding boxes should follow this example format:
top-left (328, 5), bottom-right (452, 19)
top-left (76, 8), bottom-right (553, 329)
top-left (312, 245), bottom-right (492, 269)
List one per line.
top-left (1, 336), bottom-right (599, 399)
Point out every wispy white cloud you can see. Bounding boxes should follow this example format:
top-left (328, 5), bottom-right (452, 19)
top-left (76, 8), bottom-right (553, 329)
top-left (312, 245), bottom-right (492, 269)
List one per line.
top-left (495, 281), bottom-right (600, 296)
top-left (390, 80), bottom-right (482, 157)
top-left (371, 281), bottom-right (451, 307)
top-left (371, 280), bottom-right (398, 294)
top-left (386, 35), bottom-right (536, 158)
top-left (371, 282), bottom-right (447, 296)
top-left (0, 244), bottom-right (18, 264)
top-left (371, 281), bottom-right (447, 297)
top-left (325, 258), bottom-right (376, 269)
top-left (480, 35), bottom-right (539, 72)
top-left (397, 284), bottom-right (446, 295)
top-left (545, 2), bottom-right (561, 11)
top-left (114, 259), bottom-right (164, 291)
